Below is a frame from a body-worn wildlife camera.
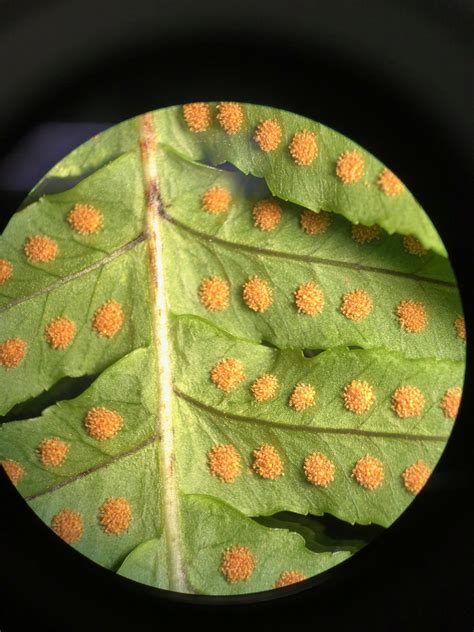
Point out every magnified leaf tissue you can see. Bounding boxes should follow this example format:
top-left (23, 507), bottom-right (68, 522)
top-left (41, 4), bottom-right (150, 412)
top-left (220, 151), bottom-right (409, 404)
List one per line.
top-left (0, 103), bottom-right (466, 596)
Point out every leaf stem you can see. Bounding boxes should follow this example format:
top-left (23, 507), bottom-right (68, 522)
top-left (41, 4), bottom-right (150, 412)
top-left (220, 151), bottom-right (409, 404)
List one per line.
top-left (140, 112), bottom-right (190, 593)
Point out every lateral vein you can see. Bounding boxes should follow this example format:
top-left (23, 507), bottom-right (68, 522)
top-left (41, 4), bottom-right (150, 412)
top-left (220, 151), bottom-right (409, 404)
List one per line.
top-left (25, 435), bottom-right (157, 501)
top-left (162, 213), bottom-right (455, 289)
top-left (175, 388), bottom-right (448, 443)
top-left (0, 235), bottom-right (146, 313)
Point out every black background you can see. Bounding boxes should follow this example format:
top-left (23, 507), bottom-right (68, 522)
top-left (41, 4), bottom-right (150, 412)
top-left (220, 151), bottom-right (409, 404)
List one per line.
top-left (0, 1), bottom-right (473, 630)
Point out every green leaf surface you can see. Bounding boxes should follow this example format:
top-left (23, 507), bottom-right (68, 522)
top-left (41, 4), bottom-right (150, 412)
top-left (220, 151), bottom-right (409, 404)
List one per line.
top-left (0, 104), bottom-right (465, 596)
top-left (117, 496), bottom-right (351, 595)
top-left (26, 104), bottom-right (447, 255)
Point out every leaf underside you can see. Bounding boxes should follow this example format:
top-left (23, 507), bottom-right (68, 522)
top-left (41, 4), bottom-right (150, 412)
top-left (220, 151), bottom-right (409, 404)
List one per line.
top-left (0, 104), bottom-right (465, 596)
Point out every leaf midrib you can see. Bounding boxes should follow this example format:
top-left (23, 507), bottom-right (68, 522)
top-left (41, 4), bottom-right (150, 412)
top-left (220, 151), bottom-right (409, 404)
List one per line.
top-left (139, 114), bottom-right (190, 593)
